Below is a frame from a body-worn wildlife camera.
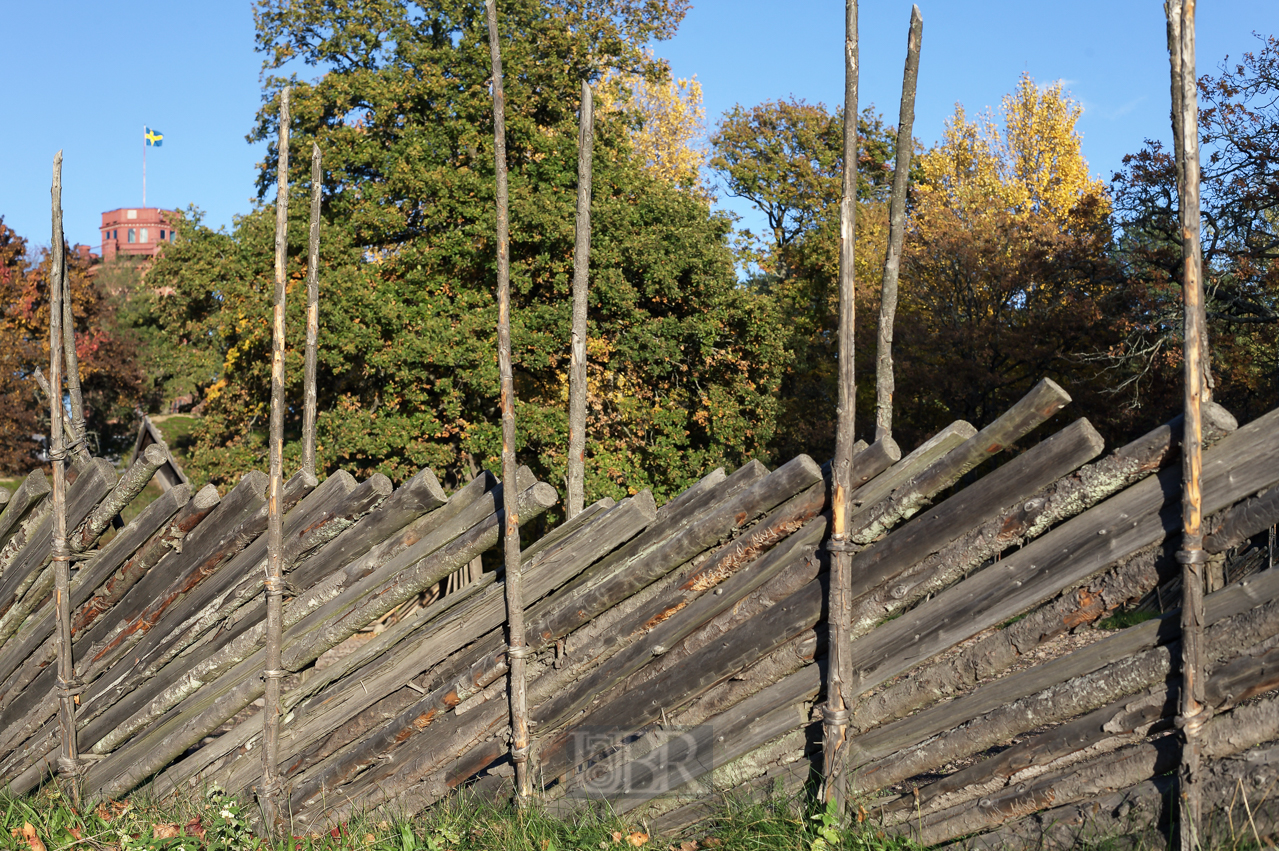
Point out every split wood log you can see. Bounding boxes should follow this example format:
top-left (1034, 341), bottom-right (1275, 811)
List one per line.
top-left (0, 471), bottom-right (50, 556)
top-left (566, 79), bottom-right (593, 520)
top-left (846, 418), bottom-right (1103, 636)
top-left (537, 577), bottom-right (824, 780)
top-left (655, 467), bottom-right (727, 521)
top-left (847, 568), bottom-right (1279, 795)
top-left (0, 460), bottom-right (115, 645)
top-left (81, 474), bottom-right (391, 756)
top-left (853, 379), bottom-right (1071, 544)
top-left (0, 484), bottom-right (197, 703)
top-left (873, 3), bottom-right (921, 442)
top-left (1204, 484), bottom-right (1279, 554)
top-left (69, 444), bottom-right (167, 553)
top-left (82, 481), bottom-right (558, 799)
top-left (908, 692), bottom-right (1279, 848)
top-left (892, 628), bottom-right (1279, 828)
top-left (0, 473), bottom-right (267, 768)
top-left (527, 456), bottom-right (814, 651)
top-left (531, 481), bottom-right (828, 734)
top-left (76, 472), bottom-right (332, 729)
top-left (843, 404), bottom-right (1279, 703)
top-left (273, 493), bottom-right (657, 805)
top-left (850, 545), bottom-right (1164, 735)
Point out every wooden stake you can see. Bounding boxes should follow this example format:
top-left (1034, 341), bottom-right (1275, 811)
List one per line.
top-left (484, 0), bottom-right (533, 803)
top-left (1166, 2), bottom-right (1208, 849)
top-left (566, 81), bottom-right (594, 520)
top-left (303, 143), bottom-right (322, 482)
top-left (261, 85), bottom-right (291, 835)
top-left (49, 151), bottom-right (81, 805)
top-left (874, 5), bottom-right (921, 443)
top-left (822, 0), bottom-right (858, 814)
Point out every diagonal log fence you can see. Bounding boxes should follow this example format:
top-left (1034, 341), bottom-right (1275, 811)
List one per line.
top-left (0, 377), bottom-right (1276, 848)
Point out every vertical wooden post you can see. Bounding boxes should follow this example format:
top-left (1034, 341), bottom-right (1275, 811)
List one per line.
top-left (822, 0), bottom-right (858, 815)
top-left (1166, 2), bottom-right (1208, 849)
top-left (60, 270), bottom-right (87, 447)
top-left (484, 0), bottom-right (533, 803)
top-left (566, 81), bottom-right (594, 520)
top-left (49, 151), bottom-right (82, 806)
top-left (261, 85), bottom-right (291, 835)
top-left (303, 142), bottom-right (322, 482)
top-left (874, 5), bottom-right (921, 443)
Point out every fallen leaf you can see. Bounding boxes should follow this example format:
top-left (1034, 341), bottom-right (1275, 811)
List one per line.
top-left (153, 824), bottom-right (180, 840)
top-left (677, 841), bottom-right (698, 851)
top-left (612, 831), bottom-right (624, 844)
top-left (364, 834), bottom-right (376, 844)
top-left (185, 818), bottom-right (206, 840)
top-left (701, 839), bottom-right (723, 848)
top-left (12, 823), bottom-right (47, 851)
top-left (67, 827), bottom-right (83, 841)
top-left (95, 800), bottom-right (131, 822)
top-left (626, 832), bottom-right (649, 847)
top-left (330, 826), bottom-right (343, 839)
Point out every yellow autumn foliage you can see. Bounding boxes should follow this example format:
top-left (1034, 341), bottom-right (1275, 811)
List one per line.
top-left (599, 68), bottom-right (707, 192)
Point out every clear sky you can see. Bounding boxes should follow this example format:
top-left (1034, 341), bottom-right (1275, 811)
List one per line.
top-left (2, 1), bottom-right (1274, 253)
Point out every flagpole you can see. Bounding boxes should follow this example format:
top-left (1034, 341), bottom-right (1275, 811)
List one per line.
top-left (143, 125), bottom-right (147, 207)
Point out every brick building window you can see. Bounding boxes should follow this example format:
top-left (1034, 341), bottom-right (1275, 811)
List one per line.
top-left (128, 229), bottom-right (136, 244)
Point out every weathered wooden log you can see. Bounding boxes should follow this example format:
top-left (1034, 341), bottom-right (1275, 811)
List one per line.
top-left (891, 633), bottom-right (1279, 827)
top-left (528, 456), bottom-right (815, 651)
top-left (30, 369), bottom-right (90, 467)
top-left (81, 474), bottom-right (391, 757)
top-left (302, 142), bottom-right (321, 481)
top-left (271, 493), bottom-right (656, 805)
top-left (655, 467), bottom-right (727, 522)
top-left (1204, 485), bottom-right (1279, 554)
top-left (531, 481), bottom-right (828, 734)
top-left (832, 437), bottom-right (902, 495)
top-left (0, 460), bottom-right (116, 644)
top-left (873, 3), bottom-right (921, 442)
top-left (848, 569), bottom-right (1279, 795)
top-left (907, 693), bottom-right (1279, 848)
top-left (69, 444), bottom-right (167, 553)
top-left (850, 545), bottom-right (1165, 735)
top-left (0, 484), bottom-right (196, 704)
top-left (853, 379), bottom-right (1071, 544)
top-left (538, 577), bottom-right (824, 780)
top-left (0, 470), bottom-right (50, 556)
top-left (566, 79), bottom-right (593, 520)
top-left (82, 482), bottom-right (558, 799)
top-left (847, 418), bottom-right (1103, 633)
top-left (847, 421), bottom-right (973, 521)
top-left (843, 405), bottom-right (1279, 701)
top-left (0, 473), bottom-right (267, 771)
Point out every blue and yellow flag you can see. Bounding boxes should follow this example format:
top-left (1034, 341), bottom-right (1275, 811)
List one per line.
top-left (144, 127), bottom-right (164, 147)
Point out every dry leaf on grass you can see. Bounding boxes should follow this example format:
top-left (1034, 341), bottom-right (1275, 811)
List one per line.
top-left (11, 823), bottom-right (47, 851)
top-left (67, 827), bottom-right (82, 841)
top-left (626, 832), bottom-right (649, 847)
top-left (95, 801), bottom-right (131, 822)
top-left (611, 831), bottom-right (624, 844)
top-left (184, 818), bottom-right (205, 840)
top-left (675, 841), bottom-right (698, 851)
top-left (152, 824), bottom-right (180, 840)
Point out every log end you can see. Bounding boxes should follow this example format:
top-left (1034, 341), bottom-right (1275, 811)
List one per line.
top-left (22, 468), bottom-right (51, 498)
top-left (630, 489), bottom-right (658, 523)
top-left (192, 484), bottom-right (221, 511)
top-left (240, 469), bottom-right (270, 495)
top-left (365, 473), bottom-right (395, 499)
top-left (1203, 401), bottom-right (1238, 445)
top-left (141, 443), bottom-right (168, 467)
top-left (406, 466), bottom-right (448, 508)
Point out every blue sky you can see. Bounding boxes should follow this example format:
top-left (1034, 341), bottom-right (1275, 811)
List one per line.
top-left (2, 1), bottom-right (1274, 253)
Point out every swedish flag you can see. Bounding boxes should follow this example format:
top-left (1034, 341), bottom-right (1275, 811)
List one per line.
top-left (145, 127), bottom-right (164, 147)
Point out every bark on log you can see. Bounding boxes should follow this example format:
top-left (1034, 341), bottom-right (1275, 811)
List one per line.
top-left (531, 481), bottom-right (828, 733)
top-left (909, 694), bottom-right (1279, 848)
top-left (843, 405), bottom-right (1279, 702)
top-left (0, 484), bottom-right (196, 705)
top-left (69, 444), bottom-right (167, 553)
top-left (0, 471), bottom-right (50, 556)
top-left (847, 422), bottom-right (974, 521)
top-left (82, 482), bottom-right (558, 799)
top-left (852, 378), bottom-right (1072, 544)
top-left (849, 572), bottom-right (1279, 796)
top-left (846, 418), bottom-right (1103, 633)
top-left (268, 493), bottom-right (657, 804)
top-left (566, 79), bottom-right (593, 520)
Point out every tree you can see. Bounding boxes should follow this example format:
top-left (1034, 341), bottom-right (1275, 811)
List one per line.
top-left (891, 75), bottom-right (1123, 447)
top-left (1109, 33), bottom-right (1279, 426)
top-left (144, 0), bottom-right (783, 505)
top-left (610, 70), bottom-right (707, 191)
top-left (0, 219), bottom-right (144, 473)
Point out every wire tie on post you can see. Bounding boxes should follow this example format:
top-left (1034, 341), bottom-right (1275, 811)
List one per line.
top-left (1176, 549), bottom-right (1210, 565)
top-left (262, 669), bottom-right (288, 681)
top-left (510, 744), bottom-right (531, 764)
top-left (56, 676), bottom-right (86, 697)
top-left (826, 536), bottom-right (858, 555)
top-left (506, 644), bottom-right (531, 660)
top-left (264, 576), bottom-right (286, 597)
top-left (822, 705), bottom-right (850, 725)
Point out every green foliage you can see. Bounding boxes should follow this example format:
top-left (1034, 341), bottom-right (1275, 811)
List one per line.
top-left (1097, 608), bottom-right (1160, 631)
top-left (137, 0), bottom-right (781, 505)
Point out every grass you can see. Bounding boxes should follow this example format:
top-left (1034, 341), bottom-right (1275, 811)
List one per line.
top-left (1097, 608), bottom-right (1160, 631)
top-left (0, 786), bottom-right (928, 851)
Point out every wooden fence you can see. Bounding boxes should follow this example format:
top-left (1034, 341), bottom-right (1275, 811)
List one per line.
top-left (2, 378), bottom-right (1278, 847)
